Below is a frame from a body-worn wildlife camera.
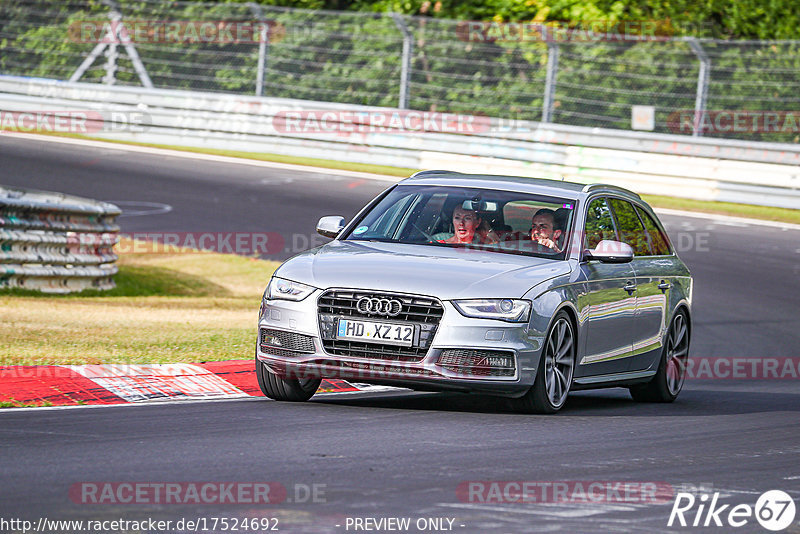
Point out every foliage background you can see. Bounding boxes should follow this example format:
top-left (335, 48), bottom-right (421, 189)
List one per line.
top-left (1, 0), bottom-right (798, 142)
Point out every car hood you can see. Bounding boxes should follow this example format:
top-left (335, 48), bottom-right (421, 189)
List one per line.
top-left (274, 240), bottom-right (571, 300)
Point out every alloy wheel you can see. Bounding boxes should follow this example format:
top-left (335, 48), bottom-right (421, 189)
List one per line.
top-left (544, 317), bottom-right (575, 408)
top-left (665, 313), bottom-right (689, 396)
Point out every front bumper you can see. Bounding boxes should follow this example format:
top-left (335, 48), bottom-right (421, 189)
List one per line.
top-left (255, 290), bottom-right (545, 397)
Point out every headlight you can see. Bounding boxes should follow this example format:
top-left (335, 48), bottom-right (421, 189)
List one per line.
top-left (452, 299), bottom-right (531, 322)
top-left (265, 277), bottom-right (316, 301)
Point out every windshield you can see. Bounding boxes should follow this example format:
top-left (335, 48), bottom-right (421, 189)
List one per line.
top-left (343, 185), bottom-right (576, 260)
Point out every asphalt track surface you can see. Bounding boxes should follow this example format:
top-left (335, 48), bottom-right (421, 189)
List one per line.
top-left (2, 136), bottom-right (800, 533)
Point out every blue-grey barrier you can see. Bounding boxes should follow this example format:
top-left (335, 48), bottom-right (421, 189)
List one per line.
top-left (0, 185), bottom-right (120, 293)
top-left (1, 75), bottom-right (798, 210)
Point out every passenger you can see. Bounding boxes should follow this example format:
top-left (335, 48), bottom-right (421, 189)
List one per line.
top-left (436, 205), bottom-right (499, 245)
top-left (530, 208), bottom-right (563, 252)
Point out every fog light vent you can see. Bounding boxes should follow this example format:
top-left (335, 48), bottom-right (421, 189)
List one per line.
top-left (260, 328), bottom-right (315, 354)
top-left (438, 349), bottom-right (516, 377)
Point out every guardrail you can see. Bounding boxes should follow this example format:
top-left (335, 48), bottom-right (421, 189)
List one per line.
top-left (1, 75), bottom-right (799, 210)
top-left (0, 185), bottom-right (120, 293)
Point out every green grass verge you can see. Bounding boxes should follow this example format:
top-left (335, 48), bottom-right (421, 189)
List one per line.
top-left (2, 264), bottom-right (231, 298)
top-left (12, 131), bottom-right (799, 224)
top-left (642, 195), bottom-right (800, 225)
top-left (8, 130), bottom-right (415, 177)
top-left (143, 143), bottom-right (416, 178)
top-left (0, 238), bottom-right (280, 366)
top-left (0, 399), bottom-right (54, 408)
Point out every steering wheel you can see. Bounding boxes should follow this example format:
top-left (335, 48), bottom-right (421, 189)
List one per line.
top-left (413, 222), bottom-right (437, 242)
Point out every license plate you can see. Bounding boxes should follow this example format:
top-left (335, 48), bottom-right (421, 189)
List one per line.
top-left (336, 319), bottom-right (414, 347)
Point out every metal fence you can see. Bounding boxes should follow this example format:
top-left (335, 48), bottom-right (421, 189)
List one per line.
top-left (2, 0), bottom-right (799, 143)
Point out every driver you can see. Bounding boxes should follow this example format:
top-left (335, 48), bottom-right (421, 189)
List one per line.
top-left (435, 205), bottom-right (499, 245)
top-left (530, 208), bottom-right (563, 252)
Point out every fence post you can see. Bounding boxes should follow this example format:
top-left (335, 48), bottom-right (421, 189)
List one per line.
top-left (541, 27), bottom-right (559, 123)
top-left (249, 2), bottom-right (269, 97)
top-left (390, 13), bottom-right (413, 110)
top-left (687, 38), bottom-right (711, 137)
top-left (104, 0), bottom-right (153, 88)
top-left (70, 0), bottom-right (152, 88)
top-left (102, 14), bottom-right (119, 85)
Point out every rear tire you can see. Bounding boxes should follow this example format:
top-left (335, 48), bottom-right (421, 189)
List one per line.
top-left (255, 355), bottom-right (321, 402)
top-left (510, 311), bottom-right (575, 414)
top-left (629, 309), bottom-right (689, 403)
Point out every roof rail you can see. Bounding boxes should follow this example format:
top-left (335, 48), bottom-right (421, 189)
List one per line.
top-left (408, 170), bottom-right (462, 178)
top-left (581, 183), bottom-right (641, 199)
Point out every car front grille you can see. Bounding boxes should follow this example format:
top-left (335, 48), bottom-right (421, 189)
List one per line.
top-left (318, 289), bottom-right (443, 362)
top-left (260, 328), bottom-right (315, 356)
top-left (437, 349), bottom-right (516, 377)
top-left (318, 289), bottom-right (444, 324)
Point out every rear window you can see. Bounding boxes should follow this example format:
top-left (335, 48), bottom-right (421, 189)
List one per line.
top-left (608, 198), bottom-right (651, 256)
top-left (584, 197), bottom-right (617, 249)
top-left (635, 205), bottom-right (672, 255)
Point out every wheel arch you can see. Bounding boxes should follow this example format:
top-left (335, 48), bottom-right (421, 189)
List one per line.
top-left (543, 302), bottom-right (581, 366)
top-left (555, 302), bottom-right (579, 339)
top-left (528, 290), bottom-right (582, 365)
top-left (670, 300), bottom-right (692, 338)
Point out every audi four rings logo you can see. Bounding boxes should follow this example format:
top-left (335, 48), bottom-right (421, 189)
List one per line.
top-left (356, 297), bottom-right (403, 316)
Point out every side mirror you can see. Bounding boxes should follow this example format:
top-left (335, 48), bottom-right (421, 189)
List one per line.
top-left (317, 216), bottom-right (345, 238)
top-left (583, 240), bottom-right (634, 263)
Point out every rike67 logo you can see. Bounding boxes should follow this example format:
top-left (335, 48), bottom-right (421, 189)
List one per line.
top-left (668, 490), bottom-right (796, 531)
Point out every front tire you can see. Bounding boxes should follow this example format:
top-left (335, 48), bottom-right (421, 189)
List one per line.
top-left (629, 309), bottom-right (690, 403)
top-left (255, 355), bottom-right (321, 402)
top-left (511, 311), bottom-right (575, 414)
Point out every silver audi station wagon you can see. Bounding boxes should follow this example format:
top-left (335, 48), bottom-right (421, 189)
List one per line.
top-left (256, 171), bottom-right (692, 413)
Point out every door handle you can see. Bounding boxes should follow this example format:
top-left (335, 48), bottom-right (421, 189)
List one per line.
top-left (623, 281), bottom-right (636, 295)
top-left (658, 280), bottom-right (671, 293)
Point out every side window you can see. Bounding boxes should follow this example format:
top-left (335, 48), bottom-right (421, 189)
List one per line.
top-left (635, 205), bottom-right (672, 255)
top-left (397, 193), bottom-right (447, 241)
top-left (371, 194), bottom-right (417, 237)
top-left (609, 198), bottom-right (651, 256)
top-left (584, 198), bottom-right (616, 249)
